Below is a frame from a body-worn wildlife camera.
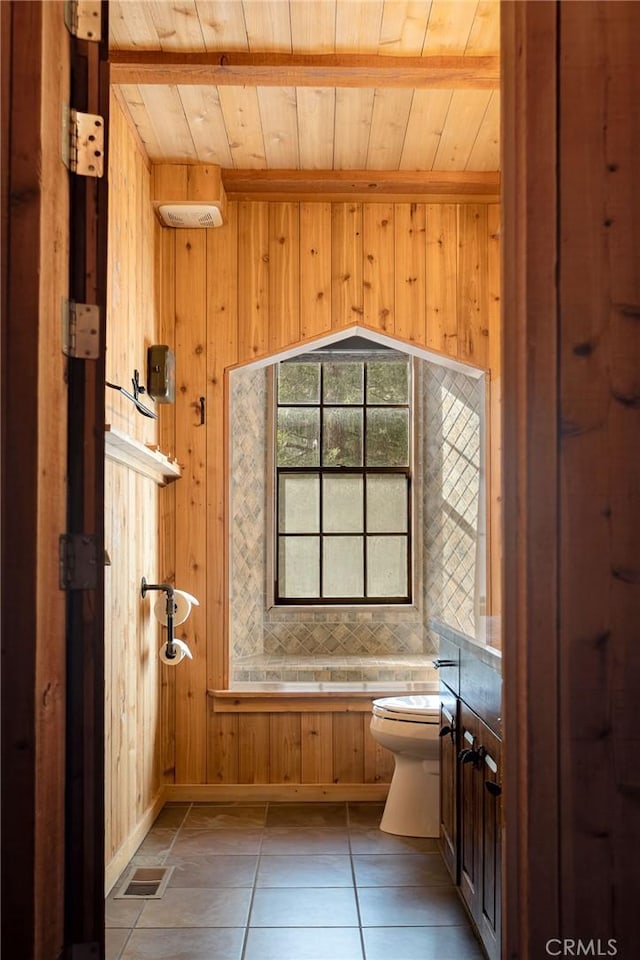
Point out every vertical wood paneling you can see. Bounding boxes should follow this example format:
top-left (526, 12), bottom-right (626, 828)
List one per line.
top-left (174, 230), bottom-right (208, 783)
top-left (166, 196), bottom-right (499, 794)
top-left (301, 713), bottom-right (334, 783)
top-left (206, 202), bottom-right (239, 693)
top-left (299, 201), bottom-right (332, 339)
top-left (501, 4), bottom-right (559, 955)
top-left (238, 201), bottom-right (269, 360)
top-left (208, 711), bottom-right (239, 783)
top-left (140, 472), bottom-right (161, 815)
top-left (125, 468), bottom-right (138, 834)
top-left (238, 713), bottom-right (271, 783)
top-left (23, 7), bottom-right (70, 952)
top-left (425, 204), bottom-right (459, 355)
top-left (458, 204), bottom-right (489, 366)
top-left (105, 96), bottom-right (164, 877)
top-left (363, 202), bottom-right (395, 333)
top-left (333, 714), bottom-right (365, 782)
top-left (558, 2), bottom-right (640, 947)
top-left (331, 202), bottom-right (364, 327)
top-left (269, 714), bottom-right (302, 783)
top-left (106, 461), bottom-right (125, 859)
top-left (503, 3), bottom-right (640, 954)
top-left (268, 202), bottom-right (300, 351)
top-left (394, 203), bottom-right (427, 343)
top-left (158, 226), bottom-right (177, 782)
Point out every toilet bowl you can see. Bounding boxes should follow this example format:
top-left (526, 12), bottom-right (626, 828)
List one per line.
top-left (370, 694), bottom-right (440, 838)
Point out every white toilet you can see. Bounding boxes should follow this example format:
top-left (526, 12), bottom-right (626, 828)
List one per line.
top-left (370, 694), bottom-right (441, 838)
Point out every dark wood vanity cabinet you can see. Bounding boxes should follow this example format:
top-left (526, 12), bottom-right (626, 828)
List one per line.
top-left (436, 631), bottom-right (502, 960)
top-left (458, 703), bottom-right (502, 960)
top-left (439, 692), bottom-right (459, 882)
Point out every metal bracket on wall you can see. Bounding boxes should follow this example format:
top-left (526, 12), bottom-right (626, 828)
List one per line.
top-left (62, 104), bottom-right (104, 177)
top-left (59, 534), bottom-right (99, 591)
top-left (62, 299), bottom-right (100, 359)
top-left (64, 0), bottom-right (102, 41)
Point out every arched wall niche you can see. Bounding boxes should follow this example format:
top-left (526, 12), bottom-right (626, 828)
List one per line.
top-left (227, 325), bottom-right (488, 687)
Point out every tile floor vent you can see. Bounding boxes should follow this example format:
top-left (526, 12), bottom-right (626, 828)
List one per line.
top-left (113, 866), bottom-right (174, 900)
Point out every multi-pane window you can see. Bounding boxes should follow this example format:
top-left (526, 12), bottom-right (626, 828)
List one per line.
top-left (274, 352), bottom-right (412, 604)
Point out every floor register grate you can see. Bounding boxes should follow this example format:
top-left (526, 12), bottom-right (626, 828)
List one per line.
top-left (113, 866), bottom-right (174, 899)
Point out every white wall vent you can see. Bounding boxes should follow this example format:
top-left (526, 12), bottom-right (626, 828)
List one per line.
top-left (156, 203), bottom-right (224, 229)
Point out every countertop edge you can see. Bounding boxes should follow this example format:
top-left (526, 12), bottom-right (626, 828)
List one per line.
top-left (428, 618), bottom-right (502, 675)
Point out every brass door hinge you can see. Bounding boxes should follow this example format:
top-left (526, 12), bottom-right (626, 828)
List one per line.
top-left (64, 0), bottom-right (102, 41)
top-left (62, 299), bottom-right (100, 359)
top-left (62, 105), bottom-right (104, 177)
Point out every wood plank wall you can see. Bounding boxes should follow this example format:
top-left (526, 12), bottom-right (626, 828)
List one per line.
top-left (503, 1), bottom-right (640, 955)
top-left (1, 4), bottom-right (70, 955)
top-left (154, 181), bottom-right (501, 793)
top-left (555, 1), bottom-right (640, 953)
top-left (104, 95), bottom-right (165, 887)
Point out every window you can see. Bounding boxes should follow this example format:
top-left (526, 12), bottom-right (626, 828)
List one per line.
top-left (274, 349), bottom-right (412, 604)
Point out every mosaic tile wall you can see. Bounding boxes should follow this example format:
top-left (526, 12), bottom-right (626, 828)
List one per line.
top-left (423, 364), bottom-right (485, 638)
top-left (228, 358), bottom-right (484, 682)
top-left (229, 368), bottom-right (267, 664)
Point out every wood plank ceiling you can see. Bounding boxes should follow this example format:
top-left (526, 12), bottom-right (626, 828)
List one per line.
top-left (109, 0), bottom-right (500, 197)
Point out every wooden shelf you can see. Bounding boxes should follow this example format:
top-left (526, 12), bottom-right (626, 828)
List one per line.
top-left (105, 425), bottom-right (181, 486)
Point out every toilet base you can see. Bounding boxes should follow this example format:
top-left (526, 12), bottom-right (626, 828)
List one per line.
top-left (379, 755), bottom-right (440, 838)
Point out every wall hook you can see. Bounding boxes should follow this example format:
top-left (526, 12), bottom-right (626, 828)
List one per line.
top-left (106, 371), bottom-right (157, 419)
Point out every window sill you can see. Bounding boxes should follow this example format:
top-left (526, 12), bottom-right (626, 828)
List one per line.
top-left (264, 602), bottom-right (422, 620)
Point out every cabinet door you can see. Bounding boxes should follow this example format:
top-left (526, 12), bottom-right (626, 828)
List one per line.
top-left (478, 720), bottom-right (502, 960)
top-left (439, 692), bottom-right (458, 882)
top-left (458, 703), bottom-right (481, 918)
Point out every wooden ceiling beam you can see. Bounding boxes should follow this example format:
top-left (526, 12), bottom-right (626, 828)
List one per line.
top-left (220, 169), bottom-right (500, 203)
top-left (110, 51), bottom-right (500, 89)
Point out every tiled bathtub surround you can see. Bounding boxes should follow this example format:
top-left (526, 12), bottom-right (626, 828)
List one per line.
top-left (232, 653), bottom-right (437, 684)
top-left (229, 358), bottom-right (485, 684)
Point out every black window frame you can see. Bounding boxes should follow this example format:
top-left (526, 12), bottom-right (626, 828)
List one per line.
top-left (273, 355), bottom-right (413, 605)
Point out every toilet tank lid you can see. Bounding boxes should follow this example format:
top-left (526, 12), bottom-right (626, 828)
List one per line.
top-left (372, 694), bottom-right (440, 716)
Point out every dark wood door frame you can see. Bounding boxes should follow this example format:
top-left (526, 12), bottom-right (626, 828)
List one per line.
top-left (502, 2), bottom-right (640, 955)
top-left (4, 3), bottom-right (640, 958)
top-left (502, 2), bottom-right (561, 955)
top-left (65, 6), bottom-right (110, 955)
top-left (1, 2), bottom-right (109, 957)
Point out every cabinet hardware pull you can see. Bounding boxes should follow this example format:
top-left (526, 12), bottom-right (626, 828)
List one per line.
top-left (458, 747), bottom-right (479, 764)
top-left (484, 753), bottom-right (498, 774)
top-left (439, 724), bottom-right (455, 738)
top-left (485, 780), bottom-right (502, 797)
top-left (433, 659), bottom-right (457, 669)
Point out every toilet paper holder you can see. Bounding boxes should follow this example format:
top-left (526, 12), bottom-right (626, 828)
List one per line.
top-left (141, 576), bottom-right (194, 663)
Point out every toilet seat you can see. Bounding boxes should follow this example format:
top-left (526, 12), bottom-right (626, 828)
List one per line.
top-left (372, 694), bottom-right (439, 724)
